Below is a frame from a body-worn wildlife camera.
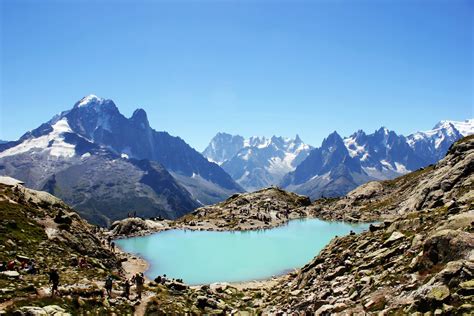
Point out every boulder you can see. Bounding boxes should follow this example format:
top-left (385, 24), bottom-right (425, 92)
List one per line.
top-left (19, 306), bottom-right (47, 316)
top-left (315, 304), bottom-right (335, 315)
top-left (437, 212), bottom-right (474, 231)
top-left (167, 281), bottom-right (188, 291)
top-left (418, 230), bottom-right (474, 269)
top-left (383, 232), bottom-right (405, 247)
top-left (1, 271), bottom-right (20, 278)
top-left (427, 285), bottom-right (450, 302)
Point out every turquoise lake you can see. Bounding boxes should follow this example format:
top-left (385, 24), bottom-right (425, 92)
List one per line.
top-left (115, 219), bottom-right (370, 285)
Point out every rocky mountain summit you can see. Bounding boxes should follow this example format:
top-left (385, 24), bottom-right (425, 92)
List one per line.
top-left (203, 133), bottom-right (313, 191)
top-left (261, 135), bottom-right (474, 314)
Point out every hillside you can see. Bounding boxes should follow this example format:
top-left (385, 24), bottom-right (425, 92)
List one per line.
top-left (0, 177), bottom-right (133, 314)
top-left (260, 135), bottom-right (474, 314)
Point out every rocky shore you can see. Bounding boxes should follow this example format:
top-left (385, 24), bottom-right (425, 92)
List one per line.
top-left (109, 187), bottom-right (314, 238)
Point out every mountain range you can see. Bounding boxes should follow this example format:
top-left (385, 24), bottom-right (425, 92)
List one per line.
top-left (0, 95), bottom-right (243, 225)
top-left (204, 119), bottom-right (473, 199)
top-left (282, 119), bottom-right (473, 199)
top-left (1, 94), bottom-right (471, 223)
top-left (203, 134), bottom-right (312, 191)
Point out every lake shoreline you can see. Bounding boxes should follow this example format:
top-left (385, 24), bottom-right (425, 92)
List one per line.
top-left (114, 218), bottom-right (371, 288)
top-left (110, 213), bottom-right (378, 239)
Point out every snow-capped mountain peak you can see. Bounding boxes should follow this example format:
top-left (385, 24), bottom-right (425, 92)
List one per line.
top-left (432, 119), bottom-right (474, 137)
top-left (202, 133), bottom-right (313, 191)
top-left (75, 94), bottom-right (105, 108)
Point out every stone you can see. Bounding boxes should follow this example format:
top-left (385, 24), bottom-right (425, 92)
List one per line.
top-left (19, 306), bottom-right (48, 316)
top-left (437, 212), bottom-right (474, 231)
top-left (459, 280), bottom-right (474, 290)
top-left (315, 304), bottom-right (334, 315)
top-left (196, 296), bottom-right (217, 309)
top-left (290, 289), bottom-right (302, 296)
top-left (1, 271), bottom-right (20, 278)
top-left (427, 285), bottom-right (450, 302)
top-left (42, 305), bottom-right (66, 314)
top-left (167, 281), bottom-right (188, 291)
top-left (383, 231), bottom-right (405, 247)
top-left (324, 266), bottom-right (346, 280)
top-left (419, 230), bottom-right (474, 269)
top-left (369, 222), bottom-right (385, 232)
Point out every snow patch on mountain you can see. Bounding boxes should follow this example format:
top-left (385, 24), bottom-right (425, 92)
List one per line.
top-left (343, 137), bottom-right (365, 158)
top-left (76, 94), bottom-right (104, 108)
top-left (0, 118), bottom-right (76, 158)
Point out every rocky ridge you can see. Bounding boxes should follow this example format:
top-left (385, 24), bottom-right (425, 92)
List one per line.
top-left (259, 135), bottom-right (474, 314)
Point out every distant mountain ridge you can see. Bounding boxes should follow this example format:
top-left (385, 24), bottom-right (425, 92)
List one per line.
top-left (203, 133), bottom-right (313, 191)
top-left (282, 119), bottom-right (473, 199)
top-left (0, 95), bottom-right (243, 225)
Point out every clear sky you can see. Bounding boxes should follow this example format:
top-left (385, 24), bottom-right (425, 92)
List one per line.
top-left (1, 0), bottom-right (472, 151)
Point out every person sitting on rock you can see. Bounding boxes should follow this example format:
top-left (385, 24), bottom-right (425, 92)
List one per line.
top-left (105, 275), bottom-right (113, 297)
top-left (134, 272), bottom-right (145, 299)
top-left (26, 260), bottom-right (36, 274)
top-left (48, 268), bottom-right (60, 297)
top-left (122, 279), bottom-right (131, 299)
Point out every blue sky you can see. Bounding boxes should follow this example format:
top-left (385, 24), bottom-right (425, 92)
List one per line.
top-left (1, 0), bottom-right (472, 151)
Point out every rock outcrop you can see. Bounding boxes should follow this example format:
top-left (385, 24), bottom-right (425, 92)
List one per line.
top-left (177, 187), bottom-right (311, 231)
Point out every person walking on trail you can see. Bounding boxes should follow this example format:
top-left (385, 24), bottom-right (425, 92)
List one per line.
top-left (122, 279), bottom-right (131, 299)
top-left (48, 268), bottom-right (60, 297)
top-left (110, 241), bottom-right (115, 252)
top-left (134, 272), bottom-right (145, 300)
top-left (105, 275), bottom-right (113, 298)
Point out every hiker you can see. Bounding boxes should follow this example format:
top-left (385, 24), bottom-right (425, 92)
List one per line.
top-left (134, 272), bottom-right (144, 299)
top-left (122, 279), bottom-right (131, 299)
top-left (110, 241), bottom-right (115, 252)
top-left (7, 260), bottom-right (15, 271)
top-left (26, 260), bottom-right (36, 274)
top-left (105, 275), bottom-right (113, 297)
top-left (49, 268), bottom-right (60, 297)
